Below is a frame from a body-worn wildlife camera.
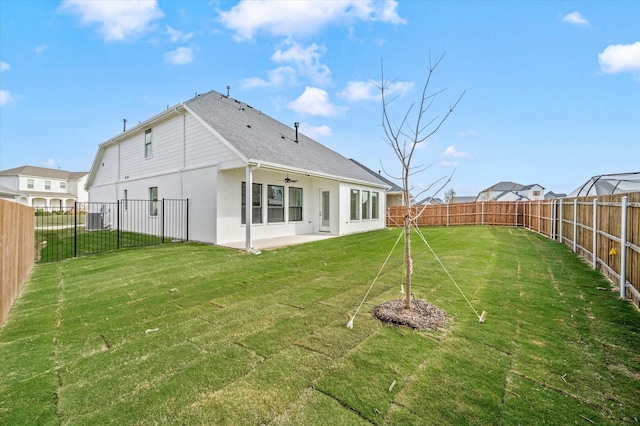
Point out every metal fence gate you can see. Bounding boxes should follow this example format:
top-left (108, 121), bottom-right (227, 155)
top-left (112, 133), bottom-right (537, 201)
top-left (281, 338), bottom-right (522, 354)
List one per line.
top-left (34, 199), bottom-right (188, 262)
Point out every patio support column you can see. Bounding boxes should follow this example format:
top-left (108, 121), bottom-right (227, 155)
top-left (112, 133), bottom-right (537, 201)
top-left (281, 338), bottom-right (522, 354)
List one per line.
top-left (245, 165), bottom-right (253, 250)
top-left (620, 196), bottom-right (628, 299)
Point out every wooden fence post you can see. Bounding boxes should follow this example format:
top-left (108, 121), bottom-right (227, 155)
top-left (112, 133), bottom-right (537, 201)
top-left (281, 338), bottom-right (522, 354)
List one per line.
top-left (620, 196), bottom-right (628, 299)
top-left (573, 198), bottom-right (578, 253)
top-left (559, 199), bottom-right (563, 243)
top-left (592, 198), bottom-right (597, 270)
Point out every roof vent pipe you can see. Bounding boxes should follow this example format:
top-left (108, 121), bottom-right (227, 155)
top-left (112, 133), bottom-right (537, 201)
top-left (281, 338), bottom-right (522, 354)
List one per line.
top-left (123, 118), bottom-right (127, 132)
top-left (294, 122), bottom-right (299, 144)
top-left (227, 85), bottom-right (230, 97)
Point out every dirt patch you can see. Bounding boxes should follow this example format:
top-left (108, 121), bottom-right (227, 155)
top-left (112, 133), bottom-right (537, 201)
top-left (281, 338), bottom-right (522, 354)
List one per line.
top-left (373, 298), bottom-right (446, 330)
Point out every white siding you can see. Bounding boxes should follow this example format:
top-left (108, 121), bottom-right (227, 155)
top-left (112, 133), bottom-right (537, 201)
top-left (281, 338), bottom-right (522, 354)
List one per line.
top-left (92, 146), bottom-right (119, 187)
top-left (338, 182), bottom-right (386, 236)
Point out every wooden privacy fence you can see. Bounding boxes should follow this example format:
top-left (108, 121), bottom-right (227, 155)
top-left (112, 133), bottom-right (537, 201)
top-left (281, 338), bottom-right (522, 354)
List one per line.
top-left (0, 200), bottom-right (34, 327)
top-left (387, 192), bottom-right (640, 308)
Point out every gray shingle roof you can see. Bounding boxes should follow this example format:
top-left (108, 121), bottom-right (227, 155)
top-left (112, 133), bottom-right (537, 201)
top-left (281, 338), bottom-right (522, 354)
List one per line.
top-left (0, 165), bottom-right (88, 180)
top-left (184, 91), bottom-right (385, 186)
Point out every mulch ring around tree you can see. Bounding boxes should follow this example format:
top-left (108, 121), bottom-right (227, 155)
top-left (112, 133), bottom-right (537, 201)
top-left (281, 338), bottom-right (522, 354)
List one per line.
top-left (373, 298), bottom-right (446, 331)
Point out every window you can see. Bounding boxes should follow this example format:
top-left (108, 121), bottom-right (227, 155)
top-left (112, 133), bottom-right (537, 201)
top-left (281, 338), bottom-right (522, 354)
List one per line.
top-left (362, 190), bottom-right (370, 220)
top-left (241, 182), bottom-right (263, 224)
top-left (149, 187), bottom-right (158, 216)
top-left (533, 190), bottom-right (541, 197)
top-left (45, 180), bottom-right (51, 190)
top-left (123, 189), bottom-right (128, 210)
top-left (268, 185), bottom-right (284, 223)
top-left (371, 192), bottom-right (379, 219)
top-left (350, 189), bottom-right (360, 220)
top-left (144, 129), bottom-right (153, 158)
top-left (27, 179), bottom-right (34, 189)
top-left (60, 181), bottom-right (66, 189)
top-left (289, 187), bottom-right (303, 222)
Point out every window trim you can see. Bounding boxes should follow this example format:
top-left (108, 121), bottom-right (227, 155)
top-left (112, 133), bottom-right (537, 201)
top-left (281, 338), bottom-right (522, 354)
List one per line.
top-left (362, 190), bottom-right (370, 220)
top-left (149, 186), bottom-right (158, 216)
top-left (241, 182), bottom-right (263, 225)
top-left (267, 184), bottom-right (285, 223)
top-left (144, 129), bottom-right (153, 158)
top-left (371, 192), bottom-right (379, 220)
top-left (27, 179), bottom-right (34, 189)
top-left (350, 189), bottom-right (360, 221)
top-left (288, 187), bottom-right (303, 222)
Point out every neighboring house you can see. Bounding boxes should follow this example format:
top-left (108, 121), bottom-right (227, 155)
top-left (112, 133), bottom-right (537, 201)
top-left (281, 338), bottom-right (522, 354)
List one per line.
top-left (418, 197), bottom-right (444, 205)
top-left (0, 165), bottom-right (89, 208)
top-left (478, 181), bottom-right (544, 201)
top-left (349, 159), bottom-right (406, 207)
top-left (544, 191), bottom-right (566, 200)
top-left (86, 90), bottom-right (389, 249)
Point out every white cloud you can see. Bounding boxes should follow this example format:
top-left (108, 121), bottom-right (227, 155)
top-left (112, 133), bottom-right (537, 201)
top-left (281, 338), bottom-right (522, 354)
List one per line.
top-left (443, 146), bottom-right (470, 158)
top-left (0, 89), bottom-right (15, 106)
top-left (35, 44), bottom-right (48, 54)
top-left (0, 61), bottom-right (8, 72)
top-left (164, 47), bottom-right (193, 65)
top-left (562, 11), bottom-right (588, 26)
top-left (218, 0), bottom-right (405, 41)
top-left (598, 42), bottom-right (640, 74)
top-left (338, 79), bottom-right (413, 102)
top-left (288, 87), bottom-right (346, 117)
top-left (242, 66), bottom-right (296, 89)
top-left (166, 25), bottom-right (193, 43)
top-left (60, 0), bottom-right (164, 42)
top-left (272, 41), bottom-right (331, 85)
top-left (441, 161), bottom-right (459, 167)
top-left (43, 158), bottom-right (56, 167)
top-left (299, 123), bottom-right (332, 140)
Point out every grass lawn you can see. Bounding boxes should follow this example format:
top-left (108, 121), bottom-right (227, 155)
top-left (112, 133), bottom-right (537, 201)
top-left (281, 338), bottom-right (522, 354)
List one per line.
top-left (1, 226), bottom-right (639, 424)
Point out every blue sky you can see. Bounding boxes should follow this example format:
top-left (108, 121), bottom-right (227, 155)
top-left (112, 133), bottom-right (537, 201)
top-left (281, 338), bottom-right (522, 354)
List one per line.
top-left (1, 1), bottom-right (638, 196)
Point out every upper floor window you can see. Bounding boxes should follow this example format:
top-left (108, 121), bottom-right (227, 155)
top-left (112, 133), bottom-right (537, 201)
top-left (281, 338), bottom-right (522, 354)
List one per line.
top-left (45, 180), bottom-right (51, 190)
top-left (60, 182), bottom-right (66, 189)
top-left (289, 187), bottom-right (303, 222)
top-left (144, 129), bottom-right (153, 158)
top-left (27, 179), bottom-right (34, 189)
top-left (532, 190), bottom-right (541, 197)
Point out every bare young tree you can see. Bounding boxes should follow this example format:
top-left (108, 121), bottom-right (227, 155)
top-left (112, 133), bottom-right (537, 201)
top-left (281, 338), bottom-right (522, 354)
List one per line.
top-left (379, 53), bottom-right (464, 310)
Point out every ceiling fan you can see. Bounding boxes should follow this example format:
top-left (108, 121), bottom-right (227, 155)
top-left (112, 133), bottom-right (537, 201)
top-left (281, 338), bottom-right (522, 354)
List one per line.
top-left (283, 173), bottom-right (298, 184)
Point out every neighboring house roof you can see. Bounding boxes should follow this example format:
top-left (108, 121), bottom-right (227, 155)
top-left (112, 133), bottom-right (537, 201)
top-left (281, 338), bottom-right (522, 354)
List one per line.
top-left (545, 191), bottom-right (566, 199)
top-left (495, 190), bottom-right (528, 201)
top-left (418, 197), bottom-right (444, 205)
top-left (568, 172), bottom-right (640, 197)
top-left (88, 91), bottom-right (387, 189)
top-left (481, 181), bottom-right (545, 192)
top-left (348, 159), bottom-right (402, 192)
top-left (451, 196), bottom-right (478, 203)
top-left (0, 165), bottom-right (88, 180)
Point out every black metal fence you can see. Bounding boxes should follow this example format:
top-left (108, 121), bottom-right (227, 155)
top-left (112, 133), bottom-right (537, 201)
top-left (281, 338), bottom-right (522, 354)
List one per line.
top-left (34, 199), bottom-right (188, 262)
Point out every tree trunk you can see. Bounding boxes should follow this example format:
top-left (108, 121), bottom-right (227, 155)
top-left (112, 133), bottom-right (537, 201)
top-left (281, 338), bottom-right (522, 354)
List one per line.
top-left (404, 212), bottom-right (412, 309)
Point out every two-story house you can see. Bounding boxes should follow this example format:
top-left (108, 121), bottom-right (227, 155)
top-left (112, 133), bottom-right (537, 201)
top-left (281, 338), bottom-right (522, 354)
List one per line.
top-left (477, 181), bottom-right (545, 202)
top-left (0, 166), bottom-right (89, 208)
top-left (85, 90), bottom-right (389, 250)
